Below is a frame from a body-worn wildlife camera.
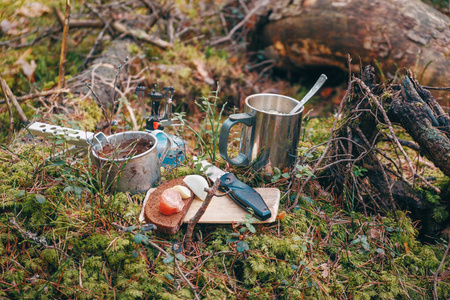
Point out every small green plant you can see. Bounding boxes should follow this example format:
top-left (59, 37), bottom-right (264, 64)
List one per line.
top-left (271, 167), bottom-right (290, 183)
top-left (175, 85), bottom-right (226, 163)
top-left (227, 213), bottom-right (258, 253)
top-left (352, 165), bottom-right (367, 177)
top-left (162, 242), bottom-right (186, 264)
top-left (352, 235), bottom-right (371, 252)
top-left (294, 164), bottom-right (315, 178)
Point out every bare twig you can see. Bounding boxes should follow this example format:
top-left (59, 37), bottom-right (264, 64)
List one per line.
top-left (174, 259), bottom-right (200, 300)
top-left (433, 231), bottom-right (450, 300)
top-left (185, 179), bottom-right (221, 250)
top-left (288, 56), bottom-right (353, 211)
top-left (0, 78), bottom-right (15, 144)
top-left (423, 86), bottom-right (450, 91)
top-left (0, 88), bottom-right (70, 104)
top-left (111, 22), bottom-right (173, 49)
top-left (10, 218), bottom-right (69, 258)
top-left (0, 27), bottom-right (60, 48)
top-left (167, 13), bottom-right (175, 44)
top-left (247, 59), bottom-right (277, 70)
top-left (83, 22), bottom-right (111, 68)
top-left (356, 126), bottom-right (398, 216)
top-left (110, 56), bottom-right (130, 132)
top-left (354, 77), bottom-right (440, 194)
top-left (54, 7), bottom-right (103, 28)
top-left (0, 76), bottom-right (28, 124)
top-left (85, 82), bottom-right (111, 129)
top-left (111, 222), bottom-right (169, 255)
top-left (93, 70), bottom-right (139, 130)
top-left (211, 0), bottom-right (269, 46)
top-left (57, 0), bottom-right (72, 91)
top-left (384, 134), bottom-right (420, 151)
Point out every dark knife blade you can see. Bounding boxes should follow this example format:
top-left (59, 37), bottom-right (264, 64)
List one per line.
top-left (195, 157), bottom-right (272, 221)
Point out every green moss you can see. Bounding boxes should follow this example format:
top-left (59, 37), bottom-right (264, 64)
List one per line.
top-left (78, 233), bottom-right (111, 254)
top-left (72, 96), bottom-right (103, 131)
top-left (1, 3), bottom-right (449, 298)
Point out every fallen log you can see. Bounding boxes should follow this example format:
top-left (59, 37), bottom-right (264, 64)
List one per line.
top-left (251, 0), bottom-right (450, 89)
top-left (388, 76), bottom-right (450, 176)
top-left (319, 66), bottom-right (449, 215)
top-left (67, 38), bottom-right (133, 108)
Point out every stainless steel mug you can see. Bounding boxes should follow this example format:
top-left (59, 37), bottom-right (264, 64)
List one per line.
top-left (91, 131), bottom-right (171, 194)
top-left (219, 93), bottom-right (303, 173)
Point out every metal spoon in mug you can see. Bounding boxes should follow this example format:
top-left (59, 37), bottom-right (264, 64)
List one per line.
top-left (289, 74), bottom-right (328, 114)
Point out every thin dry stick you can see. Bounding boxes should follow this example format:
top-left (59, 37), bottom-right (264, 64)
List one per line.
top-left (0, 76), bottom-right (28, 123)
top-left (111, 222), bottom-right (168, 254)
top-left (94, 72), bottom-right (138, 129)
top-left (58, 0), bottom-right (71, 90)
top-left (185, 179), bottom-right (221, 250)
top-left (110, 57), bottom-right (129, 132)
top-left (288, 63), bottom-right (352, 211)
top-left (83, 22), bottom-right (111, 68)
top-left (0, 79), bottom-right (15, 144)
top-left (184, 250), bottom-right (234, 277)
top-left (0, 88), bottom-right (70, 104)
top-left (290, 55), bottom-right (355, 210)
top-left (433, 232), bottom-right (450, 300)
top-left (10, 218), bottom-right (70, 257)
top-left (211, 0), bottom-right (269, 46)
top-left (111, 222), bottom-right (199, 299)
top-left (85, 82), bottom-right (111, 128)
top-left (423, 86), bottom-right (450, 91)
top-left (354, 77), bottom-right (440, 194)
top-left (174, 259), bottom-right (200, 300)
top-left (355, 125), bottom-right (398, 217)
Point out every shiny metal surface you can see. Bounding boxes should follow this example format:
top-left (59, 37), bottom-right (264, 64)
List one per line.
top-left (91, 131), bottom-right (171, 194)
top-left (220, 93), bottom-right (303, 173)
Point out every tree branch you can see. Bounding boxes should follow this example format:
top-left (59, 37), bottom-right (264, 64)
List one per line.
top-left (57, 0), bottom-right (72, 90)
top-left (185, 179), bottom-right (221, 250)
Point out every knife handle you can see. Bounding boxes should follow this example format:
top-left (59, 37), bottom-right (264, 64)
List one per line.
top-left (219, 173), bottom-right (271, 221)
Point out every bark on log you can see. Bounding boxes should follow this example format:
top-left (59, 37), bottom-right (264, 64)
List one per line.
top-left (388, 76), bottom-right (450, 176)
top-left (67, 38), bottom-right (133, 108)
top-left (320, 65), bottom-right (450, 213)
top-left (252, 0), bottom-right (450, 89)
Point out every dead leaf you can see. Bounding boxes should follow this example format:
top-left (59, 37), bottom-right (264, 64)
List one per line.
top-left (403, 242), bottom-right (410, 253)
top-left (441, 269), bottom-right (450, 280)
top-left (193, 59), bottom-right (215, 85)
top-left (0, 19), bottom-right (27, 36)
top-left (276, 211), bottom-right (286, 220)
top-left (319, 263), bottom-right (330, 278)
top-left (369, 227), bottom-right (381, 240)
top-left (16, 2), bottom-right (51, 18)
top-left (14, 48), bottom-right (36, 82)
top-left (1, 20), bottom-right (14, 33)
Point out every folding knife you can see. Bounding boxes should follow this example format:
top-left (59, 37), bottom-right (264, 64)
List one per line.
top-left (195, 157), bottom-right (271, 221)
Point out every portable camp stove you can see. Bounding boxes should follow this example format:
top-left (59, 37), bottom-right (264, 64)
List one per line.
top-left (135, 84), bottom-right (185, 167)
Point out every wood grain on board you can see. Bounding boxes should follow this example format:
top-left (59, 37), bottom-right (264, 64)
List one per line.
top-left (139, 188), bottom-right (280, 224)
top-left (183, 188), bottom-right (280, 224)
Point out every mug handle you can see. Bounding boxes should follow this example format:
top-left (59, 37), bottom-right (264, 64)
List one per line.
top-left (219, 113), bottom-right (254, 166)
top-left (152, 130), bottom-right (173, 165)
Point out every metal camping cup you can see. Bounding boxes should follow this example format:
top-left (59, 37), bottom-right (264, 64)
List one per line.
top-left (219, 93), bottom-right (303, 172)
top-left (91, 130), bottom-right (171, 194)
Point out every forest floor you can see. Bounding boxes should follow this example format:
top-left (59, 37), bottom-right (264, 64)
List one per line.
top-left (0, 1), bottom-right (449, 299)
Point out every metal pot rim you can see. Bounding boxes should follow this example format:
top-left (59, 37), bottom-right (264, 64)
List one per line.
top-left (245, 93), bottom-right (304, 116)
top-left (91, 131), bottom-right (158, 162)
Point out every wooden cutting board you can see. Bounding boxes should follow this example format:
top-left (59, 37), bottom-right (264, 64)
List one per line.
top-left (139, 188), bottom-right (280, 224)
top-left (183, 188), bottom-right (280, 223)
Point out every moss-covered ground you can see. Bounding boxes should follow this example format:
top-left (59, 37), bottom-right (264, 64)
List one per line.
top-left (1, 0), bottom-right (449, 299)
